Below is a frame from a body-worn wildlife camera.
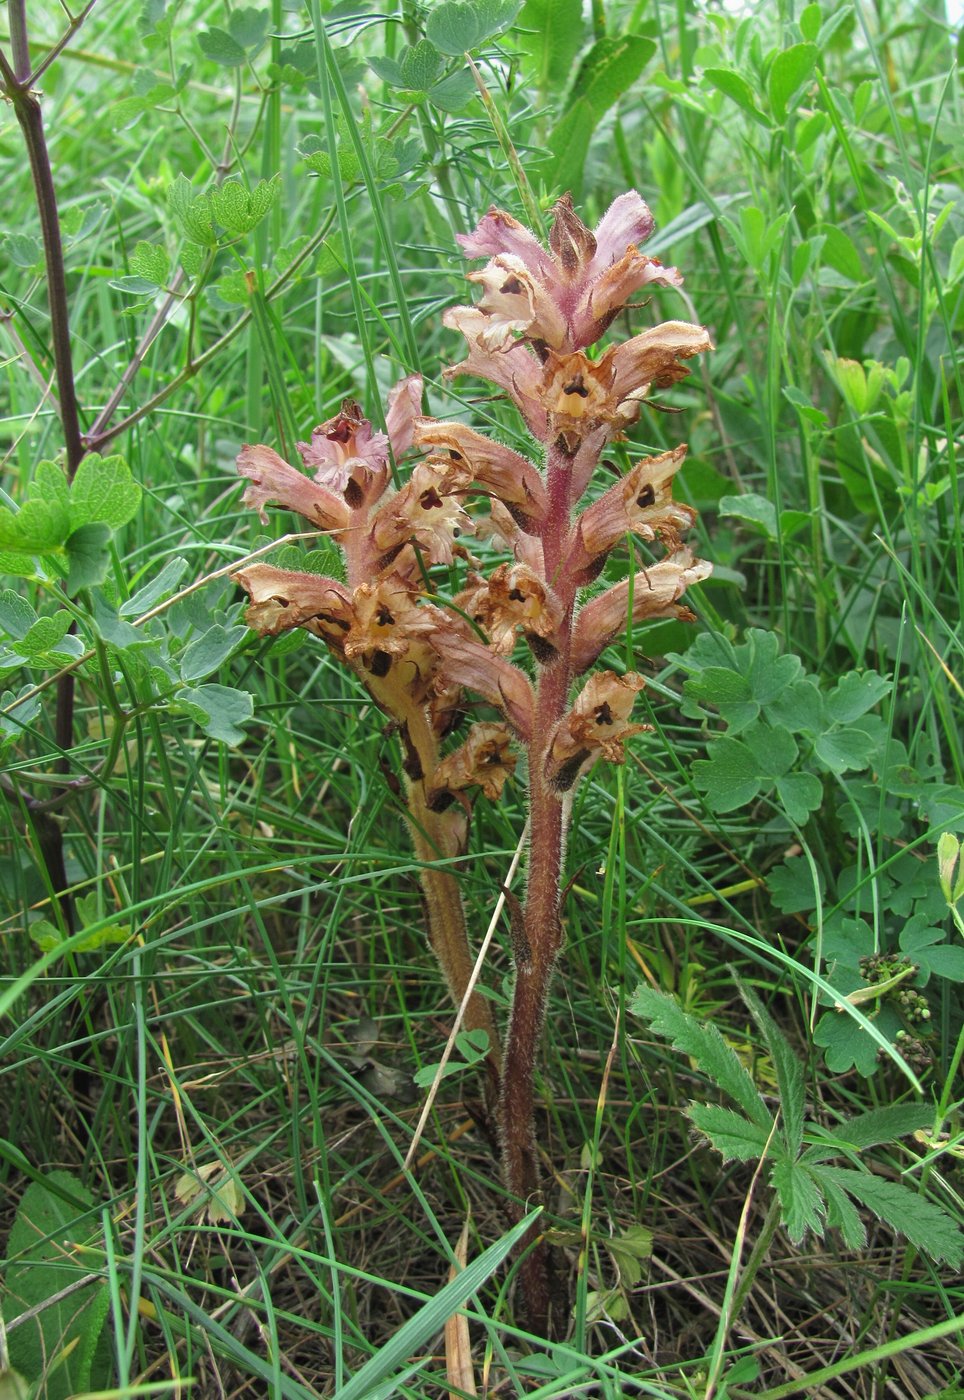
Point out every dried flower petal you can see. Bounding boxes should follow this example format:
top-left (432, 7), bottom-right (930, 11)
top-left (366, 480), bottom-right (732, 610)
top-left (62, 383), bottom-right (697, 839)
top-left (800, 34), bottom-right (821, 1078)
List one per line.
top-left (455, 563), bottom-right (563, 656)
top-left (546, 671), bottom-right (648, 787)
top-left (570, 550), bottom-right (712, 673)
top-left (369, 459), bottom-right (474, 566)
top-left (384, 373), bottom-right (423, 459)
top-left (234, 564), bottom-right (353, 640)
top-left (431, 722), bottom-right (517, 801)
top-left (237, 444), bottom-right (350, 531)
top-left (414, 420), bottom-right (547, 525)
top-left (573, 445), bottom-right (695, 565)
top-left (427, 626), bottom-right (536, 740)
top-left (343, 574), bottom-right (436, 690)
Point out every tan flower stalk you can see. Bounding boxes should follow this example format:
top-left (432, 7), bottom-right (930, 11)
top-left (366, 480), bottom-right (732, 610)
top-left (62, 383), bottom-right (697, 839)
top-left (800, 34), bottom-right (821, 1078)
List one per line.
top-left (234, 191), bottom-right (711, 1334)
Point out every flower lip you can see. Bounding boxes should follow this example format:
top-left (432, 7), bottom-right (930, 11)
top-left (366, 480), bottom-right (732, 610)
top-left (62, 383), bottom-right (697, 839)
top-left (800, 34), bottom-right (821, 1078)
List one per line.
top-left (237, 443), bottom-right (351, 532)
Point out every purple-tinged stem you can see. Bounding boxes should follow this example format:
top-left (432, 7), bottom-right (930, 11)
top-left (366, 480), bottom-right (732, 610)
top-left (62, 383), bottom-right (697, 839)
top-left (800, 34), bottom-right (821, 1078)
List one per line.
top-left (500, 441), bottom-right (579, 1333)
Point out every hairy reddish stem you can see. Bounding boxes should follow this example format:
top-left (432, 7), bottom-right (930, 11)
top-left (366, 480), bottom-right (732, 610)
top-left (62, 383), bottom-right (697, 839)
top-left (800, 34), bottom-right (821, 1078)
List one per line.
top-left (500, 443), bottom-right (579, 1332)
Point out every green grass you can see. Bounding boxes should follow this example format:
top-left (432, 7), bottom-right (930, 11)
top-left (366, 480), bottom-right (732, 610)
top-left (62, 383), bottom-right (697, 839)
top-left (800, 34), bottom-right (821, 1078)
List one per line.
top-left (1, 0), bottom-right (963, 1395)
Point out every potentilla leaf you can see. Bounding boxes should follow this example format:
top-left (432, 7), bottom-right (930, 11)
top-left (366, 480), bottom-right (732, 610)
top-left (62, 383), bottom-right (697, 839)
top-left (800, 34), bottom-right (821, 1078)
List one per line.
top-left (687, 1104), bottom-right (775, 1162)
top-left (737, 979), bottom-right (806, 1158)
top-left (770, 1159), bottom-right (825, 1243)
top-left (816, 1166), bottom-right (964, 1267)
top-left (819, 1173), bottom-right (866, 1250)
top-left (631, 986), bottom-right (772, 1130)
top-left (807, 1104), bottom-right (933, 1158)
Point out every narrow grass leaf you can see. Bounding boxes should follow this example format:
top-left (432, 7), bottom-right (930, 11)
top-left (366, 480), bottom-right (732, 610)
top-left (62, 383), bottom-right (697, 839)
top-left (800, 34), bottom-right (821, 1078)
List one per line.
top-left (335, 1212), bottom-right (538, 1400)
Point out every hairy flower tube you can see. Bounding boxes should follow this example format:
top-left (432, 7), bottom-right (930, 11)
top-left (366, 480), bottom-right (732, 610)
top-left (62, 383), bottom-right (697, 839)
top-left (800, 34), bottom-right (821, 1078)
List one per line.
top-left (234, 190), bottom-right (711, 1333)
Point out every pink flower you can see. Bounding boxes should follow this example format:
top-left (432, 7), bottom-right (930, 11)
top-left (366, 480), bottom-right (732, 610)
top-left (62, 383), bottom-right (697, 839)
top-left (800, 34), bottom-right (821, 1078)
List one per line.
top-left (296, 374), bottom-right (423, 509)
top-left (237, 445), bottom-right (350, 532)
top-left (455, 193), bottom-right (684, 352)
top-left (455, 563), bottom-right (564, 657)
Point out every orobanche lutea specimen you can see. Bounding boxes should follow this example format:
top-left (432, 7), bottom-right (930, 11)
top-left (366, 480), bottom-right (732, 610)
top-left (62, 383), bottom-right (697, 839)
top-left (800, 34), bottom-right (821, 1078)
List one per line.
top-left (235, 192), bottom-right (712, 1330)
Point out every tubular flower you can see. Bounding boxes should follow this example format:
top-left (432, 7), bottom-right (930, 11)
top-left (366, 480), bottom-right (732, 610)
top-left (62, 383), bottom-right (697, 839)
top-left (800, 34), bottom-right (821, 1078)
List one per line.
top-left (342, 574), bottom-right (437, 690)
top-left (233, 564), bottom-right (353, 641)
top-left (571, 445), bottom-right (695, 569)
top-left (545, 671), bottom-right (648, 790)
top-left (454, 192), bottom-right (684, 352)
top-left (570, 551), bottom-right (713, 674)
top-left (429, 722), bottom-right (517, 804)
top-left (297, 374), bottom-right (422, 509)
top-left (455, 563), bottom-right (564, 657)
top-left (237, 444), bottom-right (351, 532)
top-left (369, 459), bottom-right (474, 567)
top-left (413, 420), bottom-right (547, 527)
top-left (425, 625), bottom-right (536, 741)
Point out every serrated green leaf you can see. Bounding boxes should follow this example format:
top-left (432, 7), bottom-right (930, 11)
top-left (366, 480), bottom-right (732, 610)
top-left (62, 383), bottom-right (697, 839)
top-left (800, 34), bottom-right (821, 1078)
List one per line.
top-left (770, 1159), bottom-right (825, 1242)
top-left (179, 623), bottom-right (248, 683)
top-left (129, 240), bottom-right (170, 286)
top-left (400, 39), bottom-right (444, 90)
top-left (210, 178), bottom-right (281, 237)
top-left (768, 42), bottom-right (818, 121)
top-left (4, 1170), bottom-right (111, 1399)
top-left (631, 986), bottom-right (772, 1130)
top-left (167, 174), bottom-right (215, 245)
top-left (198, 25), bottom-right (247, 66)
top-left (814, 1104), bottom-right (933, 1156)
top-left (703, 67), bottom-right (768, 124)
top-left (816, 1166), bottom-right (964, 1267)
top-left (70, 454), bottom-right (141, 530)
top-left (819, 1173), bottom-right (866, 1249)
top-left (687, 1104), bottom-right (774, 1161)
top-left (174, 683), bottom-right (253, 745)
top-left (692, 736), bottom-right (763, 812)
top-left (738, 980), bottom-right (806, 1157)
top-left (65, 524), bottom-right (113, 593)
top-left (812, 1002), bottom-right (902, 1077)
top-left (719, 492), bottom-right (778, 538)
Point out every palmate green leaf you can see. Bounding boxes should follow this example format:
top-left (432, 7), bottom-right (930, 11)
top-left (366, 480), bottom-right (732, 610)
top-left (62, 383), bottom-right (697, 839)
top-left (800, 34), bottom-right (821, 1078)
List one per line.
top-left (119, 556), bottom-right (189, 617)
top-left (813, 1002), bottom-right (902, 1077)
top-left (692, 736), bottom-right (763, 812)
top-left (687, 1104), bottom-right (774, 1161)
top-left (129, 240), bottom-right (170, 286)
top-left (4, 1170), bottom-right (111, 1399)
top-left (813, 724), bottom-right (876, 773)
top-left (0, 686), bottom-right (41, 744)
top-left (399, 39), bottom-right (444, 91)
top-left (0, 591), bottom-right (37, 640)
top-left (719, 492), bottom-right (778, 538)
top-left (738, 980), bottom-right (806, 1157)
top-left (179, 624), bottom-right (248, 683)
top-left (631, 986), bottom-right (772, 1130)
top-left (816, 1166), bottom-right (964, 1267)
top-left (210, 177), bottom-right (280, 236)
top-left (775, 771), bottom-right (824, 824)
top-left (770, 1159), bottom-right (825, 1243)
top-left (426, 68), bottom-right (477, 114)
top-left (198, 25), bottom-right (247, 65)
top-left (0, 498), bottom-right (70, 553)
top-left (167, 174), bottom-right (216, 245)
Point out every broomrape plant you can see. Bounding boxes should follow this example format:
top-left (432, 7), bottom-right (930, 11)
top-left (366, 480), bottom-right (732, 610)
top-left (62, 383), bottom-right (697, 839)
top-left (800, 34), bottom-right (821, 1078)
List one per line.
top-left (234, 192), bottom-right (712, 1331)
